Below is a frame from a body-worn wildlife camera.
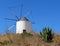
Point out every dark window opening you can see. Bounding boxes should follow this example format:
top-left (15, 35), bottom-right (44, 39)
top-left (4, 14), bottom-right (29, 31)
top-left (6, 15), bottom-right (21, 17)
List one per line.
top-left (23, 29), bottom-right (26, 33)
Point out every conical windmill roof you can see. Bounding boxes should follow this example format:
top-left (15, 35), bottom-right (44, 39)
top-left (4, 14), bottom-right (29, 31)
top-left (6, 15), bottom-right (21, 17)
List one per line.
top-left (20, 17), bottom-right (29, 21)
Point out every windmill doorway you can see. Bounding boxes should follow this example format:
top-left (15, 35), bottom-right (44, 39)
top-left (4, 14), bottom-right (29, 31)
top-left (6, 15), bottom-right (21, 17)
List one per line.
top-left (23, 29), bottom-right (26, 33)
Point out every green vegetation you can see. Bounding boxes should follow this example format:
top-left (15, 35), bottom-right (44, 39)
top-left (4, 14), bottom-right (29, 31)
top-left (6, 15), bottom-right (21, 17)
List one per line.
top-left (21, 32), bottom-right (33, 37)
top-left (40, 27), bottom-right (53, 42)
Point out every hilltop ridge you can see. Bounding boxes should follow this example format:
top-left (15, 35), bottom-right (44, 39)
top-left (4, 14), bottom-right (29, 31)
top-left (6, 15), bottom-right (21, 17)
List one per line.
top-left (0, 32), bottom-right (60, 46)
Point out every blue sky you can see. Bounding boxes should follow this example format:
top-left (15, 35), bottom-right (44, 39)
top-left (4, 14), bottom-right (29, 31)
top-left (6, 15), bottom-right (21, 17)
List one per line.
top-left (0, 0), bottom-right (60, 34)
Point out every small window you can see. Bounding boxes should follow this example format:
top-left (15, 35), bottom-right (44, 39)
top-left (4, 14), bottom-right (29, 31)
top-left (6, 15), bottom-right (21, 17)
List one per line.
top-left (23, 29), bottom-right (26, 33)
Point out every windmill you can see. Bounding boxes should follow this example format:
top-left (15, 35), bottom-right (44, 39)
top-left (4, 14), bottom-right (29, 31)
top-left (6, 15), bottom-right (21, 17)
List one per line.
top-left (5, 4), bottom-right (34, 34)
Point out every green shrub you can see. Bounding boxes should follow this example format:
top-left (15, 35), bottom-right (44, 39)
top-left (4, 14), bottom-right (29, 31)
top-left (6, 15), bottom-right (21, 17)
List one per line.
top-left (40, 27), bottom-right (53, 42)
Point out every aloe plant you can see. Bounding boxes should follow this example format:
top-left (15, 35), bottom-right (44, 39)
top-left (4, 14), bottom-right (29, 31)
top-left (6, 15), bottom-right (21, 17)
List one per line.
top-left (40, 27), bottom-right (53, 42)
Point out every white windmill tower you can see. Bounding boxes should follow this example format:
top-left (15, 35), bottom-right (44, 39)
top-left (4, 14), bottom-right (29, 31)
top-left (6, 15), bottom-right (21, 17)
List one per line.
top-left (16, 17), bottom-right (32, 33)
top-left (5, 5), bottom-right (33, 34)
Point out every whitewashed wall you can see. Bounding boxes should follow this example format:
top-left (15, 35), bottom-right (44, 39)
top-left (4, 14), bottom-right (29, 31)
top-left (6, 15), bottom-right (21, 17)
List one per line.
top-left (16, 21), bottom-right (32, 34)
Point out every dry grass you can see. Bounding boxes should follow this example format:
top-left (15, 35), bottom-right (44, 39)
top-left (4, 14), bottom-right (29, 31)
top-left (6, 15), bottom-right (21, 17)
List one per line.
top-left (0, 32), bottom-right (60, 46)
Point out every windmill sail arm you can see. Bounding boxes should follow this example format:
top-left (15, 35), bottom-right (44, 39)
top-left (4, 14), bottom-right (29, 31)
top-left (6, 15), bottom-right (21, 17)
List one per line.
top-left (5, 18), bottom-right (17, 21)
top-left (24, 10), bottom-right (31, 17)
top-left (19, 4), bottom-right (23, 19)
top-left (30, 21), bottom-right (35, 24)
top-left (9, 8), bottom-right (19, 20)
top-left (14, 14), bottom-right (19, 20)
top-left (11, 12), bottom-right (19, 20)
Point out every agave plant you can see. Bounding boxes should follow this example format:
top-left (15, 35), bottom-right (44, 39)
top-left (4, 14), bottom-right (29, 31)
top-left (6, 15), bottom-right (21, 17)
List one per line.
top-left (40, 27), bottom-right (53, 42)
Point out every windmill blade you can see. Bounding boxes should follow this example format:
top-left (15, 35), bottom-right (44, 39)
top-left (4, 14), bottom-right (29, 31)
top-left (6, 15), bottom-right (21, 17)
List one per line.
top-left (31, 21), bottom-right (35, 24)
top-left (5, 18), bottom-right (17, 21)
top-left (19, 4), bottom-right (23, 19)
top-left (13, 13), bottom-right (19, 21)
top-left (8, 25), bottom-right (15, 30)
top-left (24, 10), bottom-right (32, 17)
top-left (32, 22), bottom-right (35, 24)
top-left (8, 8), bottom-right (19, 20)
